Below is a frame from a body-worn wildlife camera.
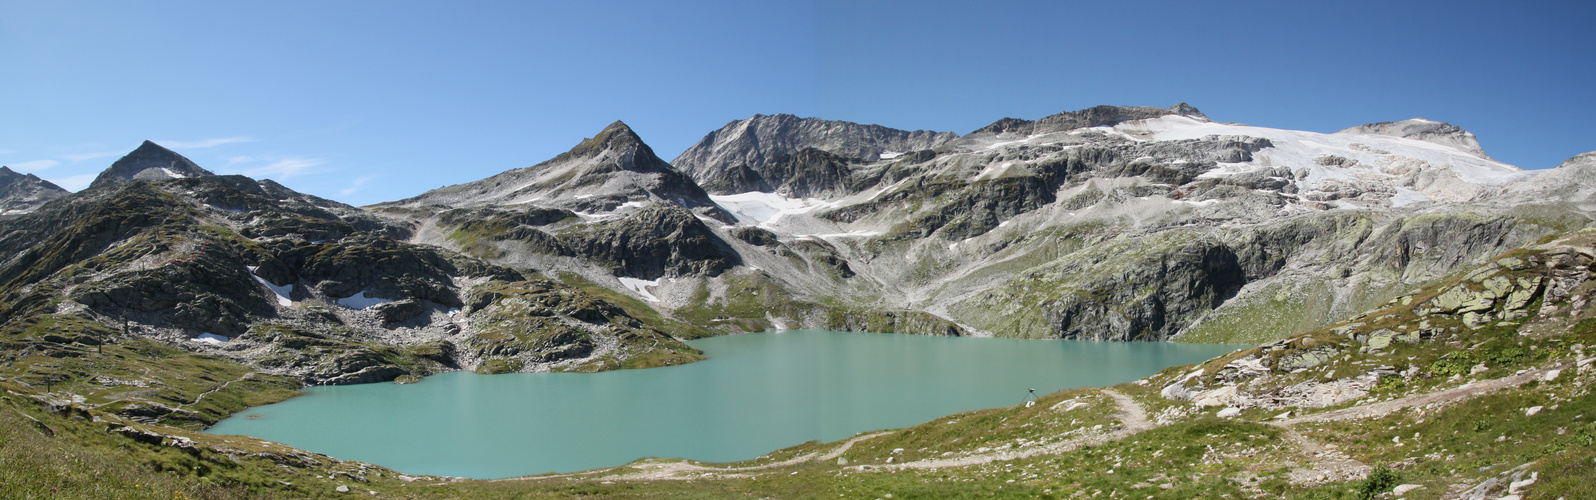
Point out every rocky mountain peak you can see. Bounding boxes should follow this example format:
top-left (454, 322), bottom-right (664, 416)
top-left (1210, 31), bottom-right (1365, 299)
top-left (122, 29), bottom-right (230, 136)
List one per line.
top-left (673, 114), bottom-right (958, 195)
top-left (564, 121), bottom-right (645, 157)
top-left (969, 103), bottom-right (1210, 137)
top-left (88, 140), bottom-right (216, 190)
top-left (379, 120), bottom-right (727, 219)
top-left (0, 165), bottom-right (70, 215)
top-left (1335, 118), bottom-right (1492, 160)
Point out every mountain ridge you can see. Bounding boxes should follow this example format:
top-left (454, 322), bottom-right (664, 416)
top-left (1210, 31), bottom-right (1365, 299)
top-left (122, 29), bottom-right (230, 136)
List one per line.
top-left (0, 166), bottom-right (69, 216)
top-left (672, 113), bottom-right (959, 195)
top-left (380, 121), bottom-right (728, 220)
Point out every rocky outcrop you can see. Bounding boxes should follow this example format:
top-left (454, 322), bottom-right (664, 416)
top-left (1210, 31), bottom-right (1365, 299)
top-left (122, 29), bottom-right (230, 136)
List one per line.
top-left (1039, 241), bottom-right (1247, 341)
top-left (88, 141), bottom-right (215, 190)
top-left (556, 203), bottom-right (739, 280)
top-left (674, 114), bottom-right (957, 195)
top-left (0, 166), bottom-right (69, 216)
top-left (1507, 151), bottom-right (1596, 208)
top-left (961, 103), bottom-right (1208, 140)
top-left (817, 309), bottom-right (966, 337)
top-left (759, 148), bottom-right (874, 199)
top-left (1337, 118), bottom-right (1492, 160)
top-left (1158, 233), bottom-right (1596, 412)
top-left (460, 280), bottom-right (704, 372)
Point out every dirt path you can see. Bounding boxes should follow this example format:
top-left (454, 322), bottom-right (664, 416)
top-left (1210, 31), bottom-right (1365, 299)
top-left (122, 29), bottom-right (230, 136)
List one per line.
top-left (1265, 362), bottom-right (1571, 485)
top-left (1273, 425), bottom-right (1371, 484)
top-left (183, 372), bottom-right (255, 409)
top-left (497, 431), bottom-right (896, 482)
top-left (1279, 362), bottom-right (1571, 426)
top-left (1103, 389), bottom-right (1153, 431)
top-left (881, 362), bottom-right (1567, 473)
top-left (882, 389), bottom-right (1149, 470)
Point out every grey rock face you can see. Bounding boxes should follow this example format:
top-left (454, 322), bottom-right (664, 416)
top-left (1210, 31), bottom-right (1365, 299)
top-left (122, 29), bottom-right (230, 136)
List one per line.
top-left (88, 141), bottom-right (215, 190)
top-left (556, 203), bottom-right (740, 280)
top-left (1507, 150), bottom-right (1596, 207)
top-left (384, 121), bottom-right (727, 219)
top-left (1038, 241), bottom-right (1247, 341)
top-left (673, 114), bottom-right (957, 195)
top-left (758, 148), bottom-right (874, 198)
top-left (0, 166), bottom-right (69, 215)
top-left (1336, 118), bottom-right (1492, 160)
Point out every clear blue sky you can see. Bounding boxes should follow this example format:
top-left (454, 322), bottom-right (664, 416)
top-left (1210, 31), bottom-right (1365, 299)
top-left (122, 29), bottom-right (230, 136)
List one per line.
top-left (2, 1), bottom-right (1591, 206)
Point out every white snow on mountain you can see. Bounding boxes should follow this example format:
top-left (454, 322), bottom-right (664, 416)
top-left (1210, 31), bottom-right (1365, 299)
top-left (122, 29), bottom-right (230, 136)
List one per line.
top-left (1118, 115), bottom-right (1529, 187)
top-left (618, 277), bottom-right (661, 302)
top-left (337, 291), bottom-right (393, 309)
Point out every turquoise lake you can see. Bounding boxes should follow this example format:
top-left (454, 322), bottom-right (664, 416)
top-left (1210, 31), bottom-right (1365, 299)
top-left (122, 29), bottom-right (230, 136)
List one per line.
top-left (207, 330), bottom-right (1243, 479)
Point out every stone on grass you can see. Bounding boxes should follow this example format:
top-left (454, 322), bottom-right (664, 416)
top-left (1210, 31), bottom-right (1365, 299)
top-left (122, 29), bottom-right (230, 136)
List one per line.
top-left (1391, 484), bottom-right (1424, 496)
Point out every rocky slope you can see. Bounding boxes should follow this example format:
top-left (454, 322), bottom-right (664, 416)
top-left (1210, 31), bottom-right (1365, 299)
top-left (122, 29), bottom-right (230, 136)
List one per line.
top-left (5, 228), bottom-right (1592, 498)
top-left (0, 143), bottom-right (706, 407)
top-left (0, 166), bottom-right (68, 216)
top-left (350, 104), bottom-right (1593, 347)
top-left (1, 106), bottom-right (1594, 497)
top-left (644, 105), bottom-right (1579, 343)
top-left (672, 113), bottom-right (958, 195)
top-left (380, 121), bottom-right (728, 220)
top-left (1337, 117), bottom-right (1493, 160)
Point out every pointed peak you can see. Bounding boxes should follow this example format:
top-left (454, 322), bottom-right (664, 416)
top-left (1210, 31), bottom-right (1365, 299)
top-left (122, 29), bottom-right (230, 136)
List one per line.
top-left (0, 166), bottom-right (16, 176)
top-left (1168, 102), bottom-right (1208, 120)
top-left (88, 140), bottom-right (216, 190)
top-left (132, 140), bottom-right (179, 154)
top-left (566, 120), bottom-right (650, 159)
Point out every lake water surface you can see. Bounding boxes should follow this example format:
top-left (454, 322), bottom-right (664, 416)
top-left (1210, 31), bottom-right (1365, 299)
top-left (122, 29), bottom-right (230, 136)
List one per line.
top-left (207, 330), bottom-right (1243, 478)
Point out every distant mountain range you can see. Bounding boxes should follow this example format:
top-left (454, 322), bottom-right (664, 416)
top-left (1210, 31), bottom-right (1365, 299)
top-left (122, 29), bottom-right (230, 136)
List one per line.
top-left (1, 104), bottom-right (1592, 391)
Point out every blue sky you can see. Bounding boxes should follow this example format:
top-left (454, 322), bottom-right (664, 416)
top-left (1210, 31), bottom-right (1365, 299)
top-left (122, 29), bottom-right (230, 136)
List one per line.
top-left (2, 1), bottom-right (1591, 206)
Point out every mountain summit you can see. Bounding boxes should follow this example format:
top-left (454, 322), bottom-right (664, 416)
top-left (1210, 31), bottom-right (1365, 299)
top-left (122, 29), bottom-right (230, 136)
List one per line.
top-left (672, 114), bottom-right (958, 195)
top-left (0, 166), bottom-right (69, 215)
top-left (385, 121), bottom-right (723, 215)
top-left (1336, 118), bottom-right (1493, 160)
top-left (965, 103), bottom-right (1209, 138)
top-left (88, 140), bottom-right (216, 190)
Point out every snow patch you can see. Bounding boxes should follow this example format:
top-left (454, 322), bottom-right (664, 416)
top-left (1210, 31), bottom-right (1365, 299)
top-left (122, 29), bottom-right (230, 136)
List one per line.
top-left (802, 230), bottom-right (882, 239)
top-left (618, 277), bottom-right (661, 302)
top-left (160, 168), bottom-right (188, 179)
top-left (192, 333), bottom-right (228, 344)
top-left (878, 151), bottom-right (904, 160)
top-left (710, 192), bottom-right (826, 226)
top-left (1117, 115), bottom-right (1529, 186)
top-left (337, 291), bottom-right (393, 309)
top-left (248, 267), bottom-right (293, 307)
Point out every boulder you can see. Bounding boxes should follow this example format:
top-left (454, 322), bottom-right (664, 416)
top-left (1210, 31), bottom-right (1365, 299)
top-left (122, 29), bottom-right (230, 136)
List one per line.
top-left (1192, 385), bottom-right (1239, 407)
top-left (1161, 383), bottom-right (1191, 401)
top-left (1278, 347), bottom-right (1338, 371)
top-left (372, 299), bottom-right (426, 325)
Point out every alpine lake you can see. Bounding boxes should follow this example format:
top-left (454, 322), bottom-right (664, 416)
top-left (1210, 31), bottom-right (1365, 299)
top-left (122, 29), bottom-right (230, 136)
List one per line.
top-left (207, 330), bottom-right (1245, 479)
